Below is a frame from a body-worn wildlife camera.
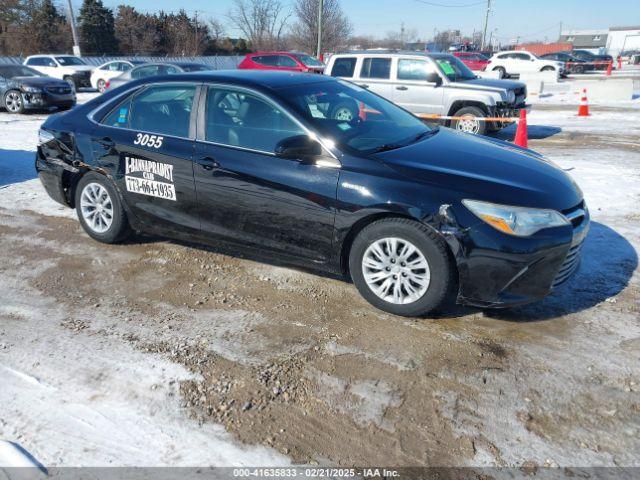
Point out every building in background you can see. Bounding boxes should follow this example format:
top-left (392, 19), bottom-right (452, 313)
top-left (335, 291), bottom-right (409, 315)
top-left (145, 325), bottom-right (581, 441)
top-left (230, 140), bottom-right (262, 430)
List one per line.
top-left (559, 29), bottom-right (608, 54)
top-left (606, 26), bottom-right (640, 58)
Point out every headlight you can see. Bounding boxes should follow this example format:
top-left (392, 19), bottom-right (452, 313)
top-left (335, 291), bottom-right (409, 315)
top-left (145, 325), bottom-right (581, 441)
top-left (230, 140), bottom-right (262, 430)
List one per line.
top-left (21, 85), bottom-right (42, 93)
top-left (462, 199), bottom-right (570, 236)
top-left (507, 90), bottom-right (516, 103)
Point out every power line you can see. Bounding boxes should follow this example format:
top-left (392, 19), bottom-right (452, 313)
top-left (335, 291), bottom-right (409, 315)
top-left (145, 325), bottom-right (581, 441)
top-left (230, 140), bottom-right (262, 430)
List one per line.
top-left (413, 0), bottom-right (485, 7)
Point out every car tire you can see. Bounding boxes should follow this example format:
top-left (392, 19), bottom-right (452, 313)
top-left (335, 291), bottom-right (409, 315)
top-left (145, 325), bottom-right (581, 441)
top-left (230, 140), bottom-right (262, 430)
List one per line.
top-left (348, 218), bottom-right (455, 317)
top-left (451, 106), bottom-right (487, 135)
top-left (493, 66), bottom-right (506, 79)
top-left (97, 79), bottom-right (106, 93)
top-left (4, 90), bottom-right (25, 114)
top-left (329, 99), bottom-right (359, 121)
top-left (63, 76), bottom-right (77, 90)
top-left (75, 172), bottom-right (131, 244)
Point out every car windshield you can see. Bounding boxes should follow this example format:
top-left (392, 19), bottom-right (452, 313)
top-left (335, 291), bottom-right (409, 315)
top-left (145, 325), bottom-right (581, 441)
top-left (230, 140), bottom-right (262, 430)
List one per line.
top-left (295, 54), bottom-right (324, 67)
top-left (276, 80), bottom-right (433, 154)
top-left (0, 65), bottom-right (44, 78)
top-left (56, 56), bottom-right (87, 66)
top-left (433, 56), bottom-right (476, 81)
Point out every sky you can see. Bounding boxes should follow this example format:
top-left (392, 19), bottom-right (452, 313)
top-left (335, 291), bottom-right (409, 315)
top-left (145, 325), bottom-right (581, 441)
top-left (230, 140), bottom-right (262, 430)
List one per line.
top-left (95, 0), bottom-right (638, 44)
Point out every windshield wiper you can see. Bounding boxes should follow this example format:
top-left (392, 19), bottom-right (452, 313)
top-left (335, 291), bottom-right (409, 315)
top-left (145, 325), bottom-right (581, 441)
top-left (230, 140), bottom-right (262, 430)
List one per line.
top-left (371, 129), bottom-right (438, 153)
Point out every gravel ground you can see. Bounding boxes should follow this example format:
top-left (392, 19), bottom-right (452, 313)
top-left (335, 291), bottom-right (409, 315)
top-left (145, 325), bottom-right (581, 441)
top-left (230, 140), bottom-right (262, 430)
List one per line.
top-left (0, 89), bottom-right (638, 468)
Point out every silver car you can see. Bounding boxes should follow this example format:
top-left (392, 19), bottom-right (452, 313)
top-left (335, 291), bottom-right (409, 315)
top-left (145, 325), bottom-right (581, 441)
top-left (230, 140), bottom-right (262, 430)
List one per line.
top-left (325, 51), bottom-right (527, 135)
top-left (105, 62), bottom-right (212, 92)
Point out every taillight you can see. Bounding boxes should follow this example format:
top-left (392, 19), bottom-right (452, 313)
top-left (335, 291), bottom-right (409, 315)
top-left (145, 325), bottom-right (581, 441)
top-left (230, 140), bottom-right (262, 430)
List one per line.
top-left (105, 81), bottom-right (110, 90)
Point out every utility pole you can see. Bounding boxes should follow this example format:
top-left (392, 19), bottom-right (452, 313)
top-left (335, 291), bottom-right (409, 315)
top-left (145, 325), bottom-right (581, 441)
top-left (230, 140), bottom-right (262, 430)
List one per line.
top-left (401, 22), bottom-right (406, 46)
top-left (66, 0), bottom-right (81, 56)
top-left (194, 10), bottom-right (199, 56)
top-left (316, 0), bottom-right (324, 59)
top-left (480, 0), bottom-right (491, 51)
top-left (558, 21), bottom-right (563, 41)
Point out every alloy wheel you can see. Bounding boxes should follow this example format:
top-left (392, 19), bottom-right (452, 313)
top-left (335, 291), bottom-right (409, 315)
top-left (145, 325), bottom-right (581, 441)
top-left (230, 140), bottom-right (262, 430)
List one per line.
top-left (334, 107), bottom-right (354, 121)
top-left (80, 182), bottom-right (114, 234)
top-left (362, 237), bottom-right (431, 304)
top-left (5, 92), bottom-right (23, 113)
top-left (457, 115), bottom-right (481, 134)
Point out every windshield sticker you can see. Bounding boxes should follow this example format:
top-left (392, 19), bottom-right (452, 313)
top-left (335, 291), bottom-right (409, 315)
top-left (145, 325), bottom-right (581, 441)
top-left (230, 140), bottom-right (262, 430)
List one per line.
top-left (117, 108), bottom-right (128, 124)
top-left (124, 155), bottom-right (176, 201)
top-left (337, 122), bottom-right (352, 131)
top-left (437, 60), bottom-right (456, 76)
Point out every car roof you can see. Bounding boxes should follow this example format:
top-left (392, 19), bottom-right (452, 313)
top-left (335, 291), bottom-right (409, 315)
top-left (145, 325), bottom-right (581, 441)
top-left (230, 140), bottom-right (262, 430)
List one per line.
top-left (123, 70), bottom-right (335, 90)
top-left (333, 50), bottom-right (454, 60)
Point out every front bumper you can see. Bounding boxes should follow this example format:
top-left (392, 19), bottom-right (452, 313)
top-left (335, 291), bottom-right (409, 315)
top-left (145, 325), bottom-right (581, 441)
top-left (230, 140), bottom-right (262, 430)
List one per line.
top-left (21, 90), bottom-right (76, 111)
top-left (444, 201), bottom-right (590, 308)
top-left (69, 72), bottom-right (92, 87)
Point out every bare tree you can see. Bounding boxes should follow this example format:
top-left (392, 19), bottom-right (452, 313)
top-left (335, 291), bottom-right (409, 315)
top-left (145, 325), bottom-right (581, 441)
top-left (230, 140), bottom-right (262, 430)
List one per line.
top-left (228, 0), bottom-right (290, 51)
top-left (208, 18), bottom-right (226, 41)
top-left (290, 0), bottom-right (351, 54)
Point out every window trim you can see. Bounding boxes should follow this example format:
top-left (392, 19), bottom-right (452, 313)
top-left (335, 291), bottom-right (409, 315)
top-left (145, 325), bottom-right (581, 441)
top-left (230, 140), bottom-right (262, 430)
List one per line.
top-left (90, 81), bottom-right (201, 141)
top-left (195, 83), bottom-right (338, 161)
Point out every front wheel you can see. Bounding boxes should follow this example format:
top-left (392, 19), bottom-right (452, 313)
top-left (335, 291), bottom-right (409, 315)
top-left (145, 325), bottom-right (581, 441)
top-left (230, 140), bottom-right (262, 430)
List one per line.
top-left (97, 79), bottom-right (106, 93)
top-left (4, 90), bottom-right (25, 114)
top-left (493, 66), bottom-right (506, 79)
top-left (75, 172), bottom-right (131, 243)
top-left (451, 106), bottom-right (487, 135)
top-left (349, 218), bottom-right (455, 317)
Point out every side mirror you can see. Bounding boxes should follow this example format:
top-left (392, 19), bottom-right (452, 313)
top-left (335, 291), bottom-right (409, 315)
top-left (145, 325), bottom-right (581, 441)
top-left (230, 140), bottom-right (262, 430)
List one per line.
top-left (425, 72), bottom-right (443, 86)
top-left (275, 135), bottom-right (323, 160)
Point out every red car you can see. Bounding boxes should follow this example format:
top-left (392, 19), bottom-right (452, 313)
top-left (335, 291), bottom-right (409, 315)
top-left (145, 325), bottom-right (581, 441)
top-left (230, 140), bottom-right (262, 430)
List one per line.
top-left (453, 52), bottom-right (490, 71)
top-left (238, 52), bottom-right (325, 73)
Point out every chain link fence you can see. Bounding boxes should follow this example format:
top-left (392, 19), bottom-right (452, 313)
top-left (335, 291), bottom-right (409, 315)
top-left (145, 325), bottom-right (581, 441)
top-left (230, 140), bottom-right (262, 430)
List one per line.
top-left (0, 55), bottom-right (244, 69)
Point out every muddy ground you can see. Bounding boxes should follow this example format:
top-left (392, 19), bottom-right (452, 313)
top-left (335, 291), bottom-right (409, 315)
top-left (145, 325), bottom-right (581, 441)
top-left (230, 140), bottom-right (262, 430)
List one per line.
top-left (1, 102), bottom-right (639, 468)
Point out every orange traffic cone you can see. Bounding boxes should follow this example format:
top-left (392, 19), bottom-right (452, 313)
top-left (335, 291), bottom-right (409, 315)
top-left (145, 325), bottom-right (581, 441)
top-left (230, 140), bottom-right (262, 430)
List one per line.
top-left (606, 61), bottom-right (612, 76)
top-left (513, 109), bottom-right (528, 148)
top-left (577, 88), bottom-right (590, 117)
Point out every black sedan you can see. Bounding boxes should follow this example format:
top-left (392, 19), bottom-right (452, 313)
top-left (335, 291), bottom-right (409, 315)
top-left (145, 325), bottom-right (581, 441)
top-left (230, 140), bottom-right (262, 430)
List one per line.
top-left (540, 52), bottom-right (587, 74)
top-left (570, 50), bottom-right (613, 71)
top-left (35, 71), bottom-right (589, 317)
top-left (0, 64), bottom-right (75, 114)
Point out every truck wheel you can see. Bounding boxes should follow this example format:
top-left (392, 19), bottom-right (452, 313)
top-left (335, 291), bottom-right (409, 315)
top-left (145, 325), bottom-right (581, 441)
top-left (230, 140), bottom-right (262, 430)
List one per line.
top-left (329, 100), bottom-right (359, 121)
top-left (349, 218), bottom-right (455, 317)
top-left (451, 106), bottom-right (487, 135)
top-left (4, 90), bottom-right (25, 114)
top-left (493, 66), bottom-right (506, 78)
top-left (75, 172), bottom-right (131, 244)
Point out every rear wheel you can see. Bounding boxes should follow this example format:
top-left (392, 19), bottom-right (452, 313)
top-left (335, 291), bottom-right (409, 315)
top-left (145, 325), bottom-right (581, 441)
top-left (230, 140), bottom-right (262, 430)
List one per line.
top-left (4, 90), bottom-right (25, 114)
top-left (75, 172), bottom-right (131, 243)
top-left (451, 106), bottom-right (487, 135)
top-left (349, 218), bottom-right (455, 317)
top-left (97, 79), bottom-right (106, 93)
top-left (493, 66), bottom-right (506, 79)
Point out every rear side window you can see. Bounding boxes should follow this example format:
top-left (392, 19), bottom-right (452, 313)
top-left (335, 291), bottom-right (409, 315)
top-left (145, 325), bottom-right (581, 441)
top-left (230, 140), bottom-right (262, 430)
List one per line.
top-left (253, 55), bottom-right (278, 66)
top-left (101, 85), bottom-right (196, 138)
top-left (330, 57), bottom-right (357, 77)
top-left (360, 58), bottom-right (391, 79)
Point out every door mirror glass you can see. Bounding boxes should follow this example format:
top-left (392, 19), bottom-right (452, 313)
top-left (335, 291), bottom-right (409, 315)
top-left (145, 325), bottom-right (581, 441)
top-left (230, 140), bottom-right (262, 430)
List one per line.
top-left (275, 135), bottom-right (322, 159)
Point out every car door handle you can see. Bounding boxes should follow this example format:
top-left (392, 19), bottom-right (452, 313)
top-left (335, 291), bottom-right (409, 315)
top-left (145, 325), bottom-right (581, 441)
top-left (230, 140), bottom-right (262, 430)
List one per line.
top-left (396, 86), bottom-right (408, 91)
top-left (97, 137), bottom-right (115, 148)
top-left (197, 156), bottom-right (220, 170)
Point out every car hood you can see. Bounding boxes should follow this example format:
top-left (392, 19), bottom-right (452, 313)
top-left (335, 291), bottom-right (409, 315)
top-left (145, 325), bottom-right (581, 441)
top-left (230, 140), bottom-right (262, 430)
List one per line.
top-left (12, 76), bottom-right (69, 87)
top-left (375, 128), bottom-right (582, 211)
top-left (449, 77), bottom-right (525, 92)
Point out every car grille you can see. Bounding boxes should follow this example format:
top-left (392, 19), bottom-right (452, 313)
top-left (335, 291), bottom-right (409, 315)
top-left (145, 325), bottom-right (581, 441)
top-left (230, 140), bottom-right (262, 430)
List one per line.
top-left (552, 201), bottom-right (587, 288)
top-left (45, 85), bottom-right (72, 95)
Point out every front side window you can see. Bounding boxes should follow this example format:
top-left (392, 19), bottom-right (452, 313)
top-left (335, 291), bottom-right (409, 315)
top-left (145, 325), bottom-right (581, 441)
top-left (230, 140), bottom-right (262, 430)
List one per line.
top-left (360, 58), bottom-right (391, 79)
top-left (277, 55), bottom-right (298, 67)
top-left (331, 57), bottom-right (357, 77)
top-left (434, 56), bottom-right (476, 81)
top-left (276, 80), bottom-right (431, 154)
top-left (397, 59), bottom-right (436, 81)
top-left (101, 84), bottom-right (195, 138)
top-left (204, 87), bottom-right (304, 153)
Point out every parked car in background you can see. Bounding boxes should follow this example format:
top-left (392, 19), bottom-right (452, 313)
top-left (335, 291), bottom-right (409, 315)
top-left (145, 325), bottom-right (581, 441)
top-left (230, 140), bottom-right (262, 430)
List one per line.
top-left (540, 52), bottom-right (586, 74)
top-left (0, 64), bottom-right (75, 114)
top-left (569, 50), bottom-right (612, 70)
top-left (91, 60), bottom-right (144, 93)
top-left (36, 70), bottom-right (588, 317)
top-left (453, 52), bottom-right (489, 71)
top-left (325, 51), bottom-right (527, 136)
top-left (105, 62), bottom-right (212, 91)
top-left (487, 50), bottom-right (564, 78)
top-left (23, 55), bottom-right (93, 90)
top-left (620, 50), bottom-right (640, 63)
top-left (238, 52), bottom-right (325, 73)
